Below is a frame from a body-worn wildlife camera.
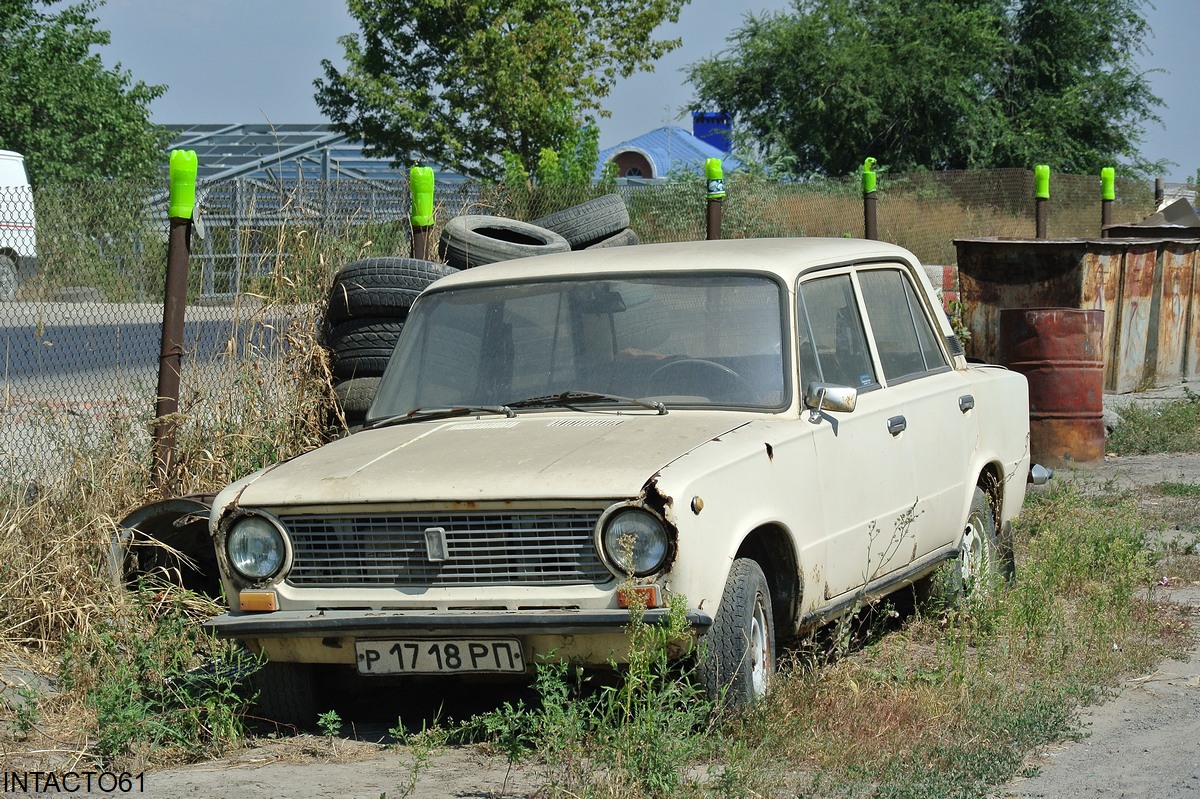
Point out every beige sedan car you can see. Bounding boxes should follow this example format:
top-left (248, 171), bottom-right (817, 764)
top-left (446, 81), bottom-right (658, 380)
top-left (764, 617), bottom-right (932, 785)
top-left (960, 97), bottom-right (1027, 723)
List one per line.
top-left (203, 238), bottom-right (1033, 723)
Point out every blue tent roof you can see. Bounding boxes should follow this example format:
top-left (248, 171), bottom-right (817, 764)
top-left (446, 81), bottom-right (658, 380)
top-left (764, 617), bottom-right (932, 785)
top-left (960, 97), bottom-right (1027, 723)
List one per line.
top-left (597, 126), bottom-right (741, 181)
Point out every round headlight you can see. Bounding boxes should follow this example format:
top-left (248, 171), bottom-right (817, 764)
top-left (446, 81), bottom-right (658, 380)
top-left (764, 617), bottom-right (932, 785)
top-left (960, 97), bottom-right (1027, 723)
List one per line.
top-left (601, 508), bottom-right (670, 577)
top-left (226, 514), bottom-right (286, 581)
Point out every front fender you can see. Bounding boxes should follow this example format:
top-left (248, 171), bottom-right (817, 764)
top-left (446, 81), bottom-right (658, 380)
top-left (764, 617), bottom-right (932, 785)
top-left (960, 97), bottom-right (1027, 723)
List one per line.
top-left (111, 494), bottom-right (220, 597)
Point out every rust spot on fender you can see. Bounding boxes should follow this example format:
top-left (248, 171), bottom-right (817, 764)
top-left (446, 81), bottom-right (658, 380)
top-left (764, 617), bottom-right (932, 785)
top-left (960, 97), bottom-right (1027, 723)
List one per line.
top-left (641, 474), bottom-right (678, 571)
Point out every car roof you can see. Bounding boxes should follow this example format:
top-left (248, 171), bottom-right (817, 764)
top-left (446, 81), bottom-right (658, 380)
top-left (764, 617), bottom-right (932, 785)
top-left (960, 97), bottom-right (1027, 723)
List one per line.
top-left (427, 237), bottom-right (922, 291)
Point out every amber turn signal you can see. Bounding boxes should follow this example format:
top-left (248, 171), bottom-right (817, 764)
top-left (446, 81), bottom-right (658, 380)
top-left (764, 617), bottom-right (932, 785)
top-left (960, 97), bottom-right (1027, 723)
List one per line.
top-left (239, 591), bottom-right (278, 612)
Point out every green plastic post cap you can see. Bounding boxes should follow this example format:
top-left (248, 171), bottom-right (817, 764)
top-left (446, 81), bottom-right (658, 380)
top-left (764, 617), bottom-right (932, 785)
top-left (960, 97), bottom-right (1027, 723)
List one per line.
top-left (1101, 167), bottom-right (1116, 201)
top-left (706, 158), bottom-right (725, 199)
top-left (168, 150), bottom-right (198, 220)
top-left (862, 157), bottom-right (878, 194)
top-left (1035, 164), bottom-right (1051, 200)
top-left (410, 166), bottom-right (435, 227)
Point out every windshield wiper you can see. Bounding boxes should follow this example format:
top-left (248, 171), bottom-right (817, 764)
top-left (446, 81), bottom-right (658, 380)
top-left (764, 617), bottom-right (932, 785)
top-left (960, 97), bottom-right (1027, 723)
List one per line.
top-left (364, 405), bottom-right (515, 431)
top-left (505, 391), bottom-right (667, 415)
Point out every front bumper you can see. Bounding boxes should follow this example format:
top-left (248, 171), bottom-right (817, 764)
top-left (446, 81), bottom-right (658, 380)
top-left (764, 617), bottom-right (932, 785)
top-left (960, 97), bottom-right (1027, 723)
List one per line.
top-left (203, 607), bottom-right (713, 639)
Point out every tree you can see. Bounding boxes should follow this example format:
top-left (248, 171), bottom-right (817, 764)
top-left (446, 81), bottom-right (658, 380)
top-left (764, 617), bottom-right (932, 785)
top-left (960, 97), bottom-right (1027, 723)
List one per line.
top-left (314, 0), bottom-right (687, 180)
top-left (0, 0), bottom-right (171, 185)
top-left (687, 0), bottom-right (1163, 177)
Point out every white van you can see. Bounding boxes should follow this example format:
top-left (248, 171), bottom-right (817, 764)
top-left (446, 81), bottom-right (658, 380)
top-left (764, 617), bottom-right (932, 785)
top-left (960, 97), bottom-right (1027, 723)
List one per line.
top-left (0, 150), bottom-right (37, 301)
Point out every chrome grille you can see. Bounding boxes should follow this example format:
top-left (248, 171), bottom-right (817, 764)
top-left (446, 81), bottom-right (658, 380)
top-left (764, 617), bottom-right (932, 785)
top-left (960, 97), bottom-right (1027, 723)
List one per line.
top-left (282, 511), bottom-right (609, 587)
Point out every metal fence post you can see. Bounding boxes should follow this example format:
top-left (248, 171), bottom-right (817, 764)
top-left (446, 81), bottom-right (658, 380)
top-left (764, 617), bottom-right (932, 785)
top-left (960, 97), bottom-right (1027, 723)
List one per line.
top-left (1035, 164), bottom-right (1050, 239)
top-left (1100, 167), bottom-right (1115, 233)
top-left (410, 166), bottom-right (435, 260)
top-left (705, 158), bottom-right (725, 240)
top-left (153, 149), bottom-right (197, 492)
top-left (862, 157), bottom-right (878, 240)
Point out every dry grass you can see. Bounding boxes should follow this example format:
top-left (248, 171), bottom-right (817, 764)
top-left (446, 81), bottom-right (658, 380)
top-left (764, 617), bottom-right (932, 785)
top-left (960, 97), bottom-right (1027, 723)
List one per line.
top-left (0, 227), bottom-right (342, 770)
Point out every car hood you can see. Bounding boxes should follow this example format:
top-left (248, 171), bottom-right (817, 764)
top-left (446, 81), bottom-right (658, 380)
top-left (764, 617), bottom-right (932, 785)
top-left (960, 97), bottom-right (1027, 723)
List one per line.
top-left (232, 412), bottom-right (750, 508)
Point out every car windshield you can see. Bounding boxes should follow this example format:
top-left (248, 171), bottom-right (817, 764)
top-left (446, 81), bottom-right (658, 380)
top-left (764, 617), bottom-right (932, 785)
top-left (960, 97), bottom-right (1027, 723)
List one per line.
top-left (369, 273), bottom-right (789, 420)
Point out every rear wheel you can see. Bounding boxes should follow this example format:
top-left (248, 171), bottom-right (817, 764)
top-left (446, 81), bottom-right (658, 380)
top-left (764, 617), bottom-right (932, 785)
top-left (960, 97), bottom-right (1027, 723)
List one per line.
top-left (700, 558), bottom-right (775, 707)
top-left (952, 487), bottom-right (999, 598)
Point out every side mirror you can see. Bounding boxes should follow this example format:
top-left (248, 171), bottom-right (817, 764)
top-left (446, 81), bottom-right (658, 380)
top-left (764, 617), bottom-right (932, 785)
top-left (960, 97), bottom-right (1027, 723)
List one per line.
top-left (804, 382), bottom-right (858, 421)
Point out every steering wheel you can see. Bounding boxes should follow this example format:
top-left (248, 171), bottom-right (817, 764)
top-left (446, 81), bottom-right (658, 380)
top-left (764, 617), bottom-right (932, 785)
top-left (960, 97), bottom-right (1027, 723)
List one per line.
top-left (648, 358), bottom-right (755, 403)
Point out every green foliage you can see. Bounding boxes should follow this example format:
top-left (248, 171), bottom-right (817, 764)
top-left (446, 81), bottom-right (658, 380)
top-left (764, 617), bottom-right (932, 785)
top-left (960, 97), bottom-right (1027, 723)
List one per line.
top-left (314, 0), bottom-right (686, 180)
top-left (1158, 482), bottom-right (1200, 498)
top-left (0, 0), bottom-right (172, 184)
top-left (1107, 390), bottom-right (1200, 455)
top-left (62, 587), bottom-right (256, 765)
top-left (689, 0), bottom-right (1163, 178)
top-left (499, 112), bottom-right (616, 219)
top-left (317, 709), bottom-right (342, 738)
top-left (457, 593), bottom-right (715, 797)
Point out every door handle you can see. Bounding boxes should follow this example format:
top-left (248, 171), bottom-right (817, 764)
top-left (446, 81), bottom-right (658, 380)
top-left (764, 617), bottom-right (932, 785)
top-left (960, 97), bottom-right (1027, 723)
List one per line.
top-left (959, 395), bottom-right (975, 413)
top-left (887, 415), bottom-right (906, 436)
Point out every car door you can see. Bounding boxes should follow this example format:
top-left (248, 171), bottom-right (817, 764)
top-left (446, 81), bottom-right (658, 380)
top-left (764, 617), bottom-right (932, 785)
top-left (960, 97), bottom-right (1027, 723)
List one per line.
top-left (856, 267), bottom-right (974, 561)
top-left (797, 272), bottom-right (918, 602)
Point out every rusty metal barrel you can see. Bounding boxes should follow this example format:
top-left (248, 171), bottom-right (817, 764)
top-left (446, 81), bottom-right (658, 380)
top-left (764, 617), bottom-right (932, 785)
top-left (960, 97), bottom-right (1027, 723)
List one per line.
top-left (998, 308), bottom-right (1105, 466)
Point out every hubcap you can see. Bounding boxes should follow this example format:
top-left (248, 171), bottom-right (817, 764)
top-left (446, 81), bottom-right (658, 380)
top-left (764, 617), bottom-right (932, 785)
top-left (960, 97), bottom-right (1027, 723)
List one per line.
top-left (960, 511), bottom-right (988, 593)
top-left (749, 594), bottom-right (770, 697)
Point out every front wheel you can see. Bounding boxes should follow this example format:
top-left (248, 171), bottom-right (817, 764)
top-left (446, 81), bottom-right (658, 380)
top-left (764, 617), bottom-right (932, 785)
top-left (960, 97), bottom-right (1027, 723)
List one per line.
top-left (700, 558), bottom-right (775, 707)
top-left (252, 660), bottom-right (318, 729)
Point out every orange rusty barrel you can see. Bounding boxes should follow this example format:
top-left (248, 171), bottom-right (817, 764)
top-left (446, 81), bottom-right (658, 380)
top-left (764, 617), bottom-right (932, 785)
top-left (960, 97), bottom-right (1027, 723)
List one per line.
top-left (998, 308), bottom-right (1105, 466)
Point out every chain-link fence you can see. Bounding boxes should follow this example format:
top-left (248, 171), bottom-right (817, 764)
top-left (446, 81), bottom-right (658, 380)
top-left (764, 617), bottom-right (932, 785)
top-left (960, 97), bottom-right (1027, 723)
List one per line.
top-left (0, 171), bottom-right (1162, 485)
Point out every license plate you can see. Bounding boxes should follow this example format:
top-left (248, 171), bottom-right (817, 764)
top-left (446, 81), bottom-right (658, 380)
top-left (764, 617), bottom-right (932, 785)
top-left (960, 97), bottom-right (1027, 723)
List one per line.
top-left (354, 638), bottom-right (526, 675)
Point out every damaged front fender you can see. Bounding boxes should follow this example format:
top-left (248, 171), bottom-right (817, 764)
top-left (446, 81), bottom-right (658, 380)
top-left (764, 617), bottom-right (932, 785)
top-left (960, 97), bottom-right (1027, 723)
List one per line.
top-left (110, 494), bottom-right (221, 597)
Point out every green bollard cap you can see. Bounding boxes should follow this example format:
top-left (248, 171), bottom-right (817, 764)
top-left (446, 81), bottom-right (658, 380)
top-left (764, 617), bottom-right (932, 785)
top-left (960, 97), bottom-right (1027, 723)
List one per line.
top-left (168, 150), bottom-right (198, 220)
top-left (1035, 164), bottom-right (1051, 200)
top-left (862, 157), bottom-right (877, 194)
top-left (1101, 167), bottom-right (1115, 201)
top-left (706, 158), bottom-right (725, 199)
top-left (410, 166), bottom-right (435, 228)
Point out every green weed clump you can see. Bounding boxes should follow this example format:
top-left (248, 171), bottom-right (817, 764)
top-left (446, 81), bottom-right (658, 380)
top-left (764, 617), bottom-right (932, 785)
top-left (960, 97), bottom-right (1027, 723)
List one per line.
top-left (60, 586), bottom-right (257, 769)
top-left (1106, 390), bottom-right (1200, 455)
top-left (454, 592), bottom-right (717, 799)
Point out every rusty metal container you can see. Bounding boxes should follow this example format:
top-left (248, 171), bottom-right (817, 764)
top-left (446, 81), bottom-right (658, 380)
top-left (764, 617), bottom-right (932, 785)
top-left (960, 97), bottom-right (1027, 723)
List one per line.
top-left (955, 237), bottom-right (1200, 393)
top-left (999, 308), bottom-right (1105, 466)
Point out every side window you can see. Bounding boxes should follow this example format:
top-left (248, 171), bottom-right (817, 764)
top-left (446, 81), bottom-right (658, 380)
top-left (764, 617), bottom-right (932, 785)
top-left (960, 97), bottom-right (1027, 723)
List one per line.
top-left (797, 275), bottom-right (877, 389)
top-left (858, 268), bottom-right (948, 382)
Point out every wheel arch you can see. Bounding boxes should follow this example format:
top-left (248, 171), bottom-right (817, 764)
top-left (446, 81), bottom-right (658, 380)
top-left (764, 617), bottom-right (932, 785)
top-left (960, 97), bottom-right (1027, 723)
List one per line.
top-left (976, 460), bottom-right (1004, 516)
top-left (735, 523), bottom-right (802, 645)
top-left (974, 460), bottom-right (1015, 578)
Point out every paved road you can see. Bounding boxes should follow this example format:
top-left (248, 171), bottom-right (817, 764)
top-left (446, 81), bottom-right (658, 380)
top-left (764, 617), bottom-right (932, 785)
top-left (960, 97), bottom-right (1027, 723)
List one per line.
top-left (0, 301), bottom-right (291, 387)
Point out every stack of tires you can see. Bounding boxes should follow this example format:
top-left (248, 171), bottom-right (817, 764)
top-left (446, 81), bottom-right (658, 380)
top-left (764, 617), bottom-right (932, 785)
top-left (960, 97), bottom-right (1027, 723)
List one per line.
top-left (439, 194), bottom-right (638, 269)
top-left (323, 196), bottom-right (637, 427)
top-left (322, 257), bottom-right (458, 428)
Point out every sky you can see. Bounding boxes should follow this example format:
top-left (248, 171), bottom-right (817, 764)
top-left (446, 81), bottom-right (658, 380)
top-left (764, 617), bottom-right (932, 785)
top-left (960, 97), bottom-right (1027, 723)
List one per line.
top-left (91, 0), bottom-right (1197, 182)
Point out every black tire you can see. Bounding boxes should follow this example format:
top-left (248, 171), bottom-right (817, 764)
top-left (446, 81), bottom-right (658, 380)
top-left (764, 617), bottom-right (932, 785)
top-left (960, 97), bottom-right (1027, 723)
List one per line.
top-left (325, 257), bottom-right (456, 328)
top-left (333, 376), bottom-right (381, 427)
top-left (531, 194), bottom-right (630, 250)
top-left (252, 661), bottom-right (318, 729)
top-left (951, 486), bottom-right (1000, 599)
top-left (438, 215), bottom-right (570, 269)
top-left (327, 318), bottom-right (405, 378)
top-left (585, 227), bottom-right (640, 249)
top-left (0, 254), bottom-right (17, 302)
top-left (700, 558), bottom-right (775, 707)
